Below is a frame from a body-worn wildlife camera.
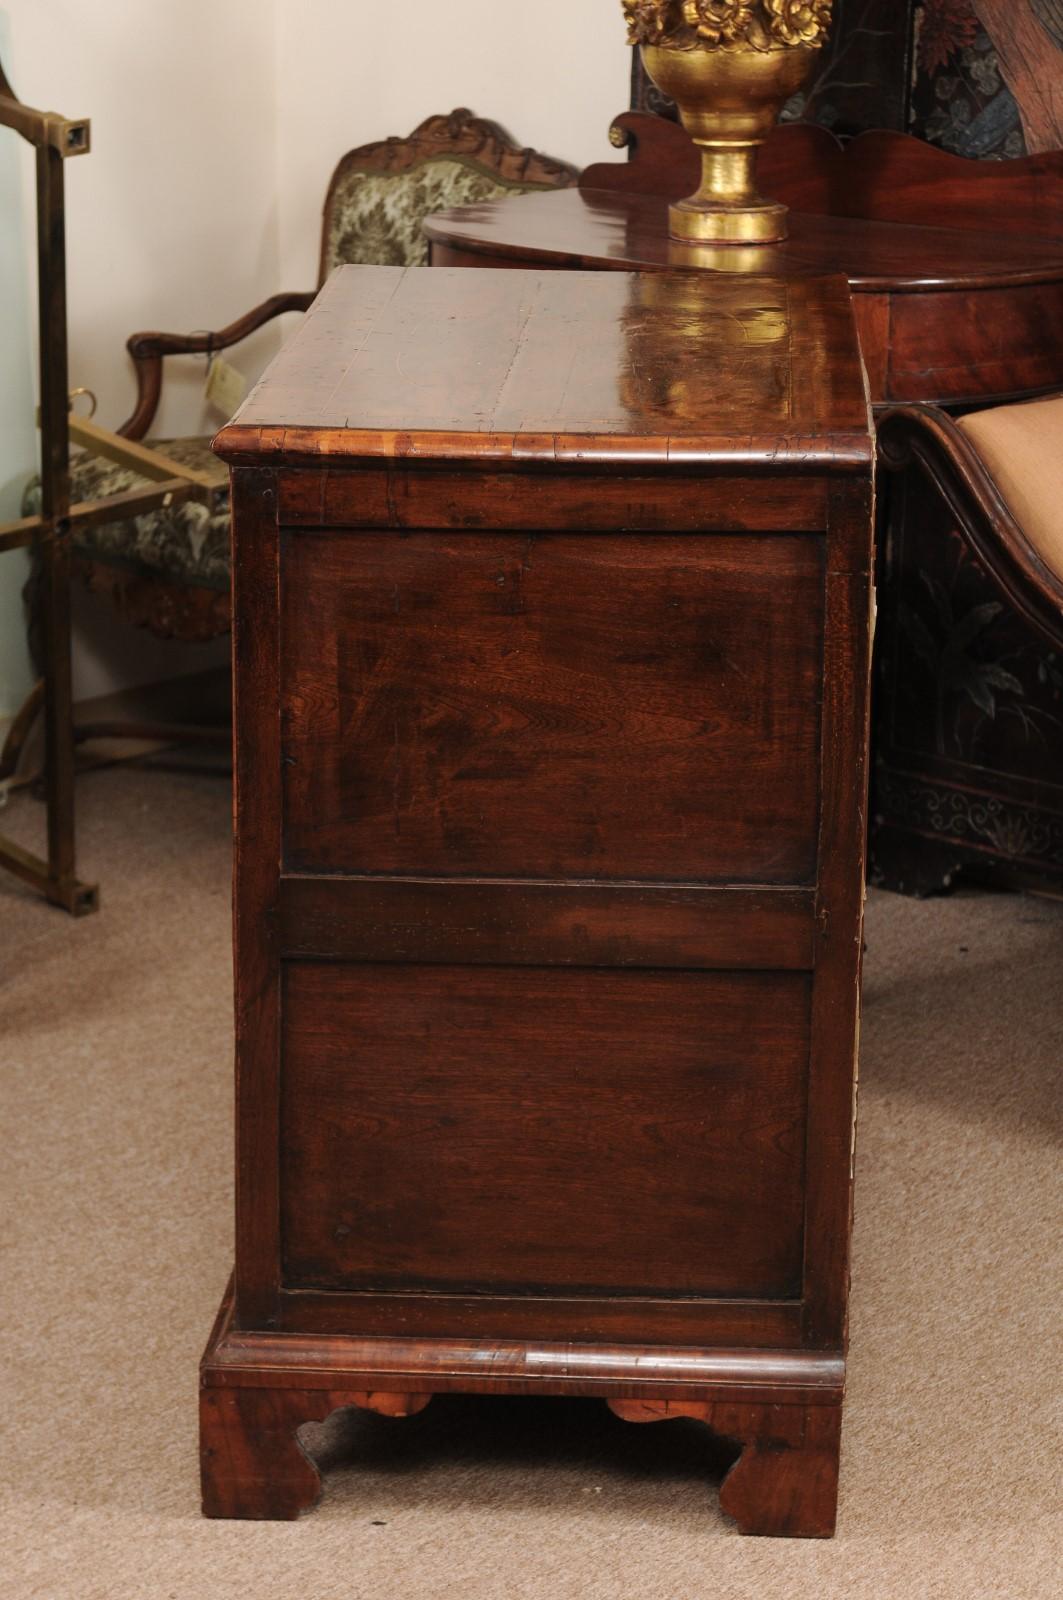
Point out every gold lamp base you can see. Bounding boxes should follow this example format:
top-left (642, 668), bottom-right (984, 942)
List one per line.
top-left (627, 4), bottom-right (834, 251)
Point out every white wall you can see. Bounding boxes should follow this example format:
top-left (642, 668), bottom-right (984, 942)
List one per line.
top-left (274, 0), bottom-right (631, 290)
top-left (0, 11), bottom-right (35, 719)
top-left (0, 0), bottom-right (283, 713)
top-left (0, 1), bottom-right (631, 717)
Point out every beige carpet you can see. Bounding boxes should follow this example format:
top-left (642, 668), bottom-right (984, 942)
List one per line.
top-left (2, 767), bottom-right (1060, 1599)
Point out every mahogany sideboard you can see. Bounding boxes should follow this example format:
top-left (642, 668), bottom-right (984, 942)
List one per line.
top-left (203, 262), bottom-right (875, 1537)
top-left (425, 117), bottom-right (1063, 897)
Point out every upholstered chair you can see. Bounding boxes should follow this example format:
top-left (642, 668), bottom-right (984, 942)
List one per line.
top-left (878, 397), bottom-right (1063, 652)
top-left (874, 395), bottom-right (1063, 889)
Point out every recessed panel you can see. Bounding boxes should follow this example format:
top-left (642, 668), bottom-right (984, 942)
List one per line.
top-left (281, 963), bottom-right (810, 1301)
top-left (280, 531), bottom-right (823, 882)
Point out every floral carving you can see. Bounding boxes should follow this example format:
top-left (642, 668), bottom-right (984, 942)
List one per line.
top-left (622, 0), bottom-right (832, 50)
top-left (764, 0), bottom-right (832, 46)
top-left (682, 0), bottom-right (756, 46)
top-left (623, 0), bottom-right (681, 44)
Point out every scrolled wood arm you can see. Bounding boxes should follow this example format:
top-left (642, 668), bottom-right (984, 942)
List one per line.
top-left (118, 290), bottom-right (316, 440)
top-left (878, 402), bottom-right (1063, 651)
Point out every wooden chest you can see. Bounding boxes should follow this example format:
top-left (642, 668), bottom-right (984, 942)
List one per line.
top-left (202, 264), bottom-right (875, 1537)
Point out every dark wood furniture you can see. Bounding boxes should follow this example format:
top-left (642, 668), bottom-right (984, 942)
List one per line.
top-left (425, 114), bottom-right (1063, 894)
top-left (875, 400), bottom-right (1063, 889)
top-left (202, 263), bottom-right (875, 1537)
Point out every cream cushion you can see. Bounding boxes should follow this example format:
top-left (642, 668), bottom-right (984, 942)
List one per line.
top-left (958, 394), bottom-right (1063, 580)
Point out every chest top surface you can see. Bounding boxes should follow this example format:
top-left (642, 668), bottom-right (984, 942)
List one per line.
top-left (214, 264), bottom-right (871, 471)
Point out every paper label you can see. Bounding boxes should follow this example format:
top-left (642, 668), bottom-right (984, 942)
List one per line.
top-left (204, 355), bottom-right (247, 418)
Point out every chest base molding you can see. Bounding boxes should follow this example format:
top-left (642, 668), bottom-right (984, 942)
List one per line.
top-left (201, 1278), bottom-right (844, 1535)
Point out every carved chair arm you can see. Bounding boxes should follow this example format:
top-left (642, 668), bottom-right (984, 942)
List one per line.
top-left (878, 402), bottom-right (1063, 652)
top-left (118, 290), bottom-right (316, 440)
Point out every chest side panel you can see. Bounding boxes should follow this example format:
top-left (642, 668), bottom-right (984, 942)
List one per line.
top-left (280, 963), bottom-right (810, 1301)
top-left (280, 530), bottom-right (824, 884)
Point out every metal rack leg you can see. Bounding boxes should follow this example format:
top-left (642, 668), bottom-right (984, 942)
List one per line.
top-left (0, 109), bottom-right (98, 915)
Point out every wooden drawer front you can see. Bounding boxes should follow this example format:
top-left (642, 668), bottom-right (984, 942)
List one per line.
top-left (280, 531), bottom-right (824, 883)
top-left (280, 964), bottom-right (810, 1301)
top-left (277, 464), bottom-right (831, 533)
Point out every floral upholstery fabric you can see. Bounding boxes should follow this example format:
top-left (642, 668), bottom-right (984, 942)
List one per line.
top-left (323, 157), bottom-right (557, 273)
top-left (23, 437), bottom-right (231, 592)
top-left (911, 0), bottom-right (1026, 160)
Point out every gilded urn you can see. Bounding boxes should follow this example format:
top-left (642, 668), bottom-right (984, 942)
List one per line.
top-left (622, 0), bottom-right (834, 245)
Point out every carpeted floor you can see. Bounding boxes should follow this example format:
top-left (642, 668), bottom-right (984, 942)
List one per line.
top-left (2, 767), bottom-right (1061, 1599)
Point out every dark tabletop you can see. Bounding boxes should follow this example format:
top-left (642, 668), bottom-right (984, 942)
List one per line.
top-left (424, 186), bottom-right (1063, 295)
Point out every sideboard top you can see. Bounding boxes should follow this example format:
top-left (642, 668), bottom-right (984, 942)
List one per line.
top-left (214, 264), bottom-right (872, 471)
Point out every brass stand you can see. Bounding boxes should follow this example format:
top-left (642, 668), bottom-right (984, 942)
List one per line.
top-left (0, 57), bottom-right (221, 913)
